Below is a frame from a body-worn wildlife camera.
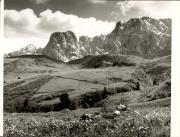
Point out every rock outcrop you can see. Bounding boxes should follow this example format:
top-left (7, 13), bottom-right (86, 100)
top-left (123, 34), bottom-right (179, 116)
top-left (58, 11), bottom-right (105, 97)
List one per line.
top-left (42, 17), bottom-right (171, 61)
top-left (79, 17), bottom-right (171, 58)
top-left (42, 31), bottom-right (80, 62)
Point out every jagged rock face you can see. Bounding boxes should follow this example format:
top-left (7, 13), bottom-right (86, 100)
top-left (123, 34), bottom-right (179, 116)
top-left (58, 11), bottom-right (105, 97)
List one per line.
top-left (7, 44), bottom-right (42, 57)
top-left (79, 35), bottom-right (106, 56)
top-left (105, 17), bottom-right (171, 58)
top-left (43, 17), bottom-right (171, 61)
top-left (91, 35), bottom-right (106, 55)
top-left (42, 31), bottom-right (79, 62)
top-left (79, 17), bottom-right (171, 59)
top-left (79, 36), bottom-right (92, 56)
top-left (36, 48), bottom-right (43, 55)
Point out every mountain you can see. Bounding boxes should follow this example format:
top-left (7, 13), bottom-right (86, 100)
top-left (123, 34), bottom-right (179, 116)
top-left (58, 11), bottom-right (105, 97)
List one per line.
top-left (79, 35), bottom-right (107, 56)
top-left (42, 31), bottom-right (80, 62)
top-left (42, 17), bottom-right (171, 62)
top-left (79, 17), bottom-right (171, 58)
top-left (7, 44), bottom-right (43, 57)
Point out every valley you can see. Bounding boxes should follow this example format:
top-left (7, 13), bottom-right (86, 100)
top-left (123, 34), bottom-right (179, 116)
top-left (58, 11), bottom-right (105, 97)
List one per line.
top-left (3, 54), bottom-right (171, 137)
top-left (3, 16), bottom-right (171, 137)
top-left (4, 54), bottom-right (171, 113)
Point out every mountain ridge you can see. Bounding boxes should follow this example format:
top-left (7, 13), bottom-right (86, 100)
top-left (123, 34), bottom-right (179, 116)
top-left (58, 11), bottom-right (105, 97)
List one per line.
top-left (7, 44), bottom-right (43, 57)
top-left (43, 16), bottom-right (171, 61)
top-left (7, 17), bottom-right (171, 62)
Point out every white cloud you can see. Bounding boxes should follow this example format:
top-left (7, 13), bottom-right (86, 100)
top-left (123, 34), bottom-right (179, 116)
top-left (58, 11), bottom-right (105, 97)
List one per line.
top-left (4, 8), bottom-right (115, 52)
top-left (88, 0), bottom-right (107, 4)
top-left (30, 0), bottom-right (51, 4)
top-left (116, 1), bottom-right (172, 19)
top-left (38, 9), bottom-right (115, 37)
top-left (4, 9), bottom-right (115, 38)
top-left (4, 9), bottom-right (42, 38)
top-left (117, 1), bottom-right (134, 16)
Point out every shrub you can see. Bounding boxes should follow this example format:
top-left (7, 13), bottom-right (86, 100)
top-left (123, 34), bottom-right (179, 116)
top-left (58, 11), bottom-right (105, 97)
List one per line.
top-left (102, 87), bottom-right (108, 98)
top-left (119, 98), bottom-right (129, 106)
top-left (135, 82), bottom-right (140, 90)
top-left (116, 87), bottom-right (129, 93)
top-left (80, 90), bottom-right (108, 108)
top-left (59, 93), bottom-right (71, 109)
top-left (23, 99), bottom-right (28, 110)
top-left (113, 57), bottom-right (135, 67)
top-left (7, 97), bottom-right (28, 113)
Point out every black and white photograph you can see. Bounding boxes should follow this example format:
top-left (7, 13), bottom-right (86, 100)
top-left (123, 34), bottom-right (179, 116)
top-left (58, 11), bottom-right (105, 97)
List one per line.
top-left (1, 0), bottom-right (180, 137)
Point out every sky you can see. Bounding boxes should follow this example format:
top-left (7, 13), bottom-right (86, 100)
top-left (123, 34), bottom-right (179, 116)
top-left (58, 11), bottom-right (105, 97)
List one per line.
top-left (4, 0), bottom-right (172, 53)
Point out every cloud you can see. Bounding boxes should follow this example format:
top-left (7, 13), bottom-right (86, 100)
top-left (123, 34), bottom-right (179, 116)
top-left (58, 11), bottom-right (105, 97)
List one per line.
top-left (38, 9), bottom-right (115, 37)
top-left (4, 2), bottom-right (172, 52)
top-left (4, 8), bottom-right (115, 38)
top-left (116, 1), bottom-right (172, 20)
top-left (30, 0), bottom-right (51, 4)
top-left (88, 0), bottom-right (107, 4)
top-left (4, 8), bottom-right (115, 52)
top-left (117, 1), bottom-right (134, 16)
top-left (4, 9), bottom-right (45, 38)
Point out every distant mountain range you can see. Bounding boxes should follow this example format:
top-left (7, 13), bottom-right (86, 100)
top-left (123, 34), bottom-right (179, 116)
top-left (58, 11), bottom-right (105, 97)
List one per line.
top-left (6, 44), bottom-right (43, 57)
top-left (7, 17), bottom-right (171, 62)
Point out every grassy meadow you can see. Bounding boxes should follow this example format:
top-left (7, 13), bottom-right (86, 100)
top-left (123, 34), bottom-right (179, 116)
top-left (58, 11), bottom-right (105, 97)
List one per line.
top-left (3, 55), bottom-right (171, 137)
top-left (4, 107), bottom-right (170, 137)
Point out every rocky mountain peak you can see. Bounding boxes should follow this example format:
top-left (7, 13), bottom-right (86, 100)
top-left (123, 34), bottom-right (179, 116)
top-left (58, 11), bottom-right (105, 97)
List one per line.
top-left (7, 44), bottom-right (41, 57)
top-left (42, 17), bottom-right (171, 62)
top-left (22, 44), bottom-right (37, 52)
top-left (43, 31), bottom-right (79, 62)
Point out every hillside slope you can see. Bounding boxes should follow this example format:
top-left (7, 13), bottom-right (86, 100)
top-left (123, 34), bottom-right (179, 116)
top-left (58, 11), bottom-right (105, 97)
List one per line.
top-left (4, 54), bottom-right (170, 113)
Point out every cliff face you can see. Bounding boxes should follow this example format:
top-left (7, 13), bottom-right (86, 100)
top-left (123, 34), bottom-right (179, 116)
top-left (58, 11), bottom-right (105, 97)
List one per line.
top-left (42, 31), bottom-right (80, 62)
top-left (105, 17), bottom-right (171, 58)
top-left (79, 17), bottom-right (171, 58)
top-left (79, 35), bottom-right (107, 56)
top-left (42, 17), bottom-right (171, 62)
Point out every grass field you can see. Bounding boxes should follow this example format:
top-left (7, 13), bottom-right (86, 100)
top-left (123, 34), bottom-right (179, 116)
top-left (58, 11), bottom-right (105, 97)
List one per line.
top-left (4, 107), bottom-right (170, 137)
top-left (4, 54), bottom-right (171, 136)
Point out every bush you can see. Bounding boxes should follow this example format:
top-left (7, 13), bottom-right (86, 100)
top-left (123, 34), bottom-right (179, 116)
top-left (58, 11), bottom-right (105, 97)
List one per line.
top-left (6, 97), bottom-right (28, 113)
top-left (59, 93), bottom-right (71, 109)
top-left (80, 90), bottom-right (108, 108)
top-left (113, 57), bottom-right (135, 67)
top-left (119, 98), bottom-right (129, 106)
